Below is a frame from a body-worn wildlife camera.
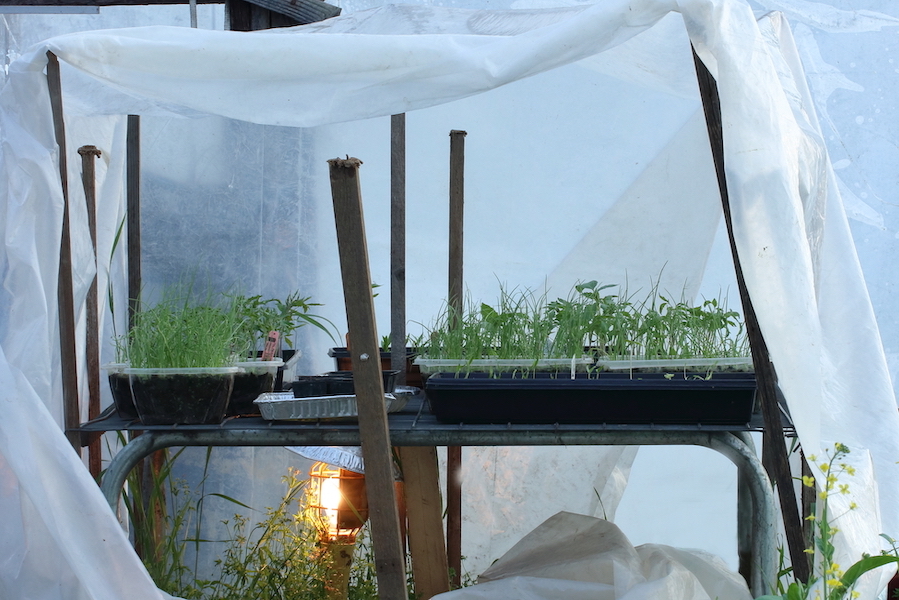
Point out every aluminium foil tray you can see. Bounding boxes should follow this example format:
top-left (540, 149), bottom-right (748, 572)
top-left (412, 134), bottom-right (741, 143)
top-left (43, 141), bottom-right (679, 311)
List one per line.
top-left (255, 390), bottom-right (410, 421)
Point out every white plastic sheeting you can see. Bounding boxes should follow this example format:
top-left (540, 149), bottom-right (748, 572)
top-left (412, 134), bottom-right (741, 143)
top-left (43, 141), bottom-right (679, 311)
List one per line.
top-left (433, 512), bottom-right (753, 600)
top-left (1, 0), bottom-right (898, 597)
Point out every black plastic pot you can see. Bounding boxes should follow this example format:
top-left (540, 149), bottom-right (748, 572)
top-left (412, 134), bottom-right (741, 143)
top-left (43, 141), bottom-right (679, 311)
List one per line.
top-left (292, 370), bottom-right (400, 398)
top-left (228, 360), bottom-right (284, 416)
top-left (425, 371), bottom-right (756, 425)
top-left (128, 368), bottom-right (236, 425)
top-left (328, 347), bottom-right (423, 387)
top-left (108, 371), bottom-right (138, 420)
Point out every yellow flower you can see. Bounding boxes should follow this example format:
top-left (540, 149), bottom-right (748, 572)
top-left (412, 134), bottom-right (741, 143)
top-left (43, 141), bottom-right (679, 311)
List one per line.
top-left (826, 578), bottom-right (842, 588)
top-left (846, 466), bottom-right (856, 476)
top-left (819, 491), bottom-right (828, 500)
top-left (808, 454), bottom-right (818, 462)
top-left (819, 463), bottom-right (830, 472)
top-left (849, 502), bottom-right (858, 510)
top-left (839, 484), bottom-right (850, 494)
top-left (851, 591), bottom-right (860, 598)
top-left (802, 475), bottom-right (816, 488)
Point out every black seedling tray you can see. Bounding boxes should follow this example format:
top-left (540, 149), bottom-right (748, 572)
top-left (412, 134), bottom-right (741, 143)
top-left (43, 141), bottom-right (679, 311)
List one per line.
top-left (425, 371), bottom-right (756, 425)
top-left (292, 370), bottom-right (400, 398)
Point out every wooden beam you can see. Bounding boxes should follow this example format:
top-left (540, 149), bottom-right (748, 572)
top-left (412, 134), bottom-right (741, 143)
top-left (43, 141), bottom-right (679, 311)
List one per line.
top-left (79, 145), bottom-right (103, 478)
top-left (47, 51), bottom-right (81, 452)
top-left (399, 447), bottom-right (451, 599)
top-left (328, 157), bottom-right (408, 600)
top-left (692, 47), bottom-right (810, 583)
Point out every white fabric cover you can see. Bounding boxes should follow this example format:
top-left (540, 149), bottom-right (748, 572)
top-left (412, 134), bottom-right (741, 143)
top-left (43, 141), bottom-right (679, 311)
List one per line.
top-left (433, 512), bottom-right (753, 600)
top-left (1, 0), bottom-right (898, 597)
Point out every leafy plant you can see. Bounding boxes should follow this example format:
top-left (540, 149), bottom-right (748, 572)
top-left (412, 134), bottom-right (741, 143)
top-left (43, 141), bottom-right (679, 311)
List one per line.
top-left (756, 443), bottom-right (899, 600)
top-left (231, 291), bottom-right (339, 359)
top-left (120, 449), bottom-right (425, 600)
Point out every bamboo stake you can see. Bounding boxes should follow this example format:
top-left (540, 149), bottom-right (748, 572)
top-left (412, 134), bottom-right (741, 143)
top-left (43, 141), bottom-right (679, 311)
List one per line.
top-left (692, 48), bottom-right (810, 583)
top-left (79, 145), bottom-right (103, 477)
top-left (329, 157), bottom-right (408, 600)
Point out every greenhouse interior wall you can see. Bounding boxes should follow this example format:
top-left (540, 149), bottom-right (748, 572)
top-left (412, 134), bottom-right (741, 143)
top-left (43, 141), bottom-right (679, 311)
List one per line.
top-left (0, 0), bottom-right (898, 598)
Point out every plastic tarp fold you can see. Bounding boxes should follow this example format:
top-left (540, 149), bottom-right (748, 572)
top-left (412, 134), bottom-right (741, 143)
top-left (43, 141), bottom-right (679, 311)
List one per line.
top-left (432, 512), bottom-right (753, 600)
top-left (1, 0), bottom-right (898, 597)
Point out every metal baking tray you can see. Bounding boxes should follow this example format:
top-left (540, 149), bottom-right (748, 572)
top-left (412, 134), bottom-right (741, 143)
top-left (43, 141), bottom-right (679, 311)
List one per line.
top-left (254, 389), bottom-right (410, 421)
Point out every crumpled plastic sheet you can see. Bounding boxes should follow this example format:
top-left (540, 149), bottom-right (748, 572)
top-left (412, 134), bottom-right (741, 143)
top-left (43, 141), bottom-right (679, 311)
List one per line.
top-left (434, 512), bottom-right (752, 600)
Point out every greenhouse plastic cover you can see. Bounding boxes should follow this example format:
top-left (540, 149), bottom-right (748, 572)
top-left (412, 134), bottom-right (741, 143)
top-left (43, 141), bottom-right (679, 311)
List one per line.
top-left (1, 0), bottom-right (899, 597)
top-left (434, 512), bottom-right (753, 600)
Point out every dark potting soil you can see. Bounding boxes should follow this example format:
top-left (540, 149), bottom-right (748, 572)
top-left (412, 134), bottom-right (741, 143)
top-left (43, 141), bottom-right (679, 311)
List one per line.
top-left (228, 371), bottom-right (275, 416)
top-left (131, 373), bottom-right (234, 425)
top-left (108, 372), bottom-right (138, 420)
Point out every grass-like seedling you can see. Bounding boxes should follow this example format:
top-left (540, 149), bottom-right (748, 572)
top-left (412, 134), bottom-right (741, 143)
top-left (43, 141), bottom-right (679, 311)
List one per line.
top-left (125, 287), bottom-right (245, 369)
top-left (416, 281), bottom-right (749, 375)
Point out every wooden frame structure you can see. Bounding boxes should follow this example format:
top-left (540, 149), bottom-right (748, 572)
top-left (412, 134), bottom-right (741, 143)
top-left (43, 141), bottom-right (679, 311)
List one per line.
top-left (41, 4), bottom-right (810, 596)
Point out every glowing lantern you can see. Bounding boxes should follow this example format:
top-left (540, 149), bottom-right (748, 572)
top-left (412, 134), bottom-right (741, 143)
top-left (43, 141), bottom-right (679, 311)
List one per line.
top-left (309, 461), bottom-right (370, 600)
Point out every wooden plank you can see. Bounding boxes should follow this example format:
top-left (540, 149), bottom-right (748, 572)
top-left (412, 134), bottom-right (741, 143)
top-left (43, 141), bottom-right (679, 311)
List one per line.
top-left (126, 115), bottom-right (141, 326)
top-left (79, 145), bottom-right (103, 478)
top-left (399, 446), bottom-right (451, 599)
top-left (446, 129), bottom-right (466, 588)
top-left (47, 51), bottom-right (81, 452)
top-left (328, 157), bottom-right (408, 600)
top-left (692, 48), bottom-right (810, 583)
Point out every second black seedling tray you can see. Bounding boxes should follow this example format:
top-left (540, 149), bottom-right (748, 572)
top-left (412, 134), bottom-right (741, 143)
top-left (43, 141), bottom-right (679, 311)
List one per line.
top-left (425, 371), bottom-right (756, 425)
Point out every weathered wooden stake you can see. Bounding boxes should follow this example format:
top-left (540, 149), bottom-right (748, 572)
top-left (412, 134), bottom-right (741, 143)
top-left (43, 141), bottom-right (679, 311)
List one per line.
top-left (446, 129), bottom-right (467, 588)
top-left (692, 48), bottom-right (810, 582)
top-left (126, 115), bottom-right (141, 326)
top-left (393, 116), bottom-right (451, 596)
top-left (391, 114), bottom-right (407, 383)
top-left (329, 157), bottom-right (408, 600)
top-left (79, 145), bottom-right (103, 478)
top-left (47, 51), bottom-right (81, 452)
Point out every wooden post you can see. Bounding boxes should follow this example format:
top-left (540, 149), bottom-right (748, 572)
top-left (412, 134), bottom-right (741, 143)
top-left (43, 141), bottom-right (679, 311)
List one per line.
top-left (448, 130), bottom-right (466, 314)
top-left (79, 145), bottom-right (103, 477)
top-left (329, 157), bottom-right (408, 600)
top-left (391, 114), bottom-right (407, 384)
top-left (400, 447), bottom-right (451, 599)
top-left (47, 51), bottom-right (81, 452)
top-left (446, 129), bottom-right (466, 588)
top-left (393, 117), bottom-right (451, 596)
top-left (692, 48), bottom-right (810, 582)
top-left (126, 115), bottom-right (141, 326)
